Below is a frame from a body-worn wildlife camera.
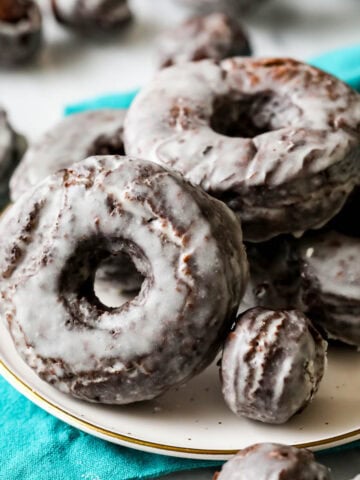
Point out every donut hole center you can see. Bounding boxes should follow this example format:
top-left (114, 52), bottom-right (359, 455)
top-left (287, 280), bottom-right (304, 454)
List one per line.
top-left (94, 252), bottom-right (145, 308)
top-left (59, 238), bottom-right (148, 318)
top-left (86, 132), bottom-right (125, 157)
top-left (210, 91), bottom-right (293, 138)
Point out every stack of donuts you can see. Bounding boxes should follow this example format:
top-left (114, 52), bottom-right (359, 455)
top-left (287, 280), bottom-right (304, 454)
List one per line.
top-left (1, 56), bottom-right (360, 431)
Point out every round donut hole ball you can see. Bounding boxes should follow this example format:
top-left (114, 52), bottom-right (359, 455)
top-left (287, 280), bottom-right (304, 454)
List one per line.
top-left (158, 13), bottom-right (251, 69)
top-left (124, 57), bottom-right (360, 242)
top-left (0, 156), bottom-right (248, 404)
top-left (0, 0), bottom-right (42, 66)
top-left (298, 231), bottom-right (360, 347)
top-left (51, 0), bottom-right (133, 36)
top-left (214, 443), bottom-right (331, 480)
top-left (221, 307), bottom-right (327, 424)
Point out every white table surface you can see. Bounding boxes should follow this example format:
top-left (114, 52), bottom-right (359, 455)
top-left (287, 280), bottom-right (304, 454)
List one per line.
top-left (1, 0), bottom-right (360, 478)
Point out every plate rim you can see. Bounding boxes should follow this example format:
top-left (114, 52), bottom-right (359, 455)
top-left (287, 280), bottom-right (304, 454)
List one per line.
top-left (1, 357), bottom-right (360, 459)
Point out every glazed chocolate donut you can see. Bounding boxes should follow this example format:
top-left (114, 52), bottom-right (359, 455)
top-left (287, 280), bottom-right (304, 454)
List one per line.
top-left (125, 58), bottom-right (360, 242)
top-left (299, 231), bottom-right (360, 347)
top-left (51, 0), bottom-right (132, 35)
top-left (239, 236), bottom-right (301, 313)
top-left (10, 109), bottom-right (127, 201)
top-left (0, 107), bottom-right (26, 208)
top-left (0, 156), bottom-right (247, 403)
top-left (0, 0), bottom-right (42, 65)
top-left (158, 13), bottom-right (251, 69)
top-left (214, 443), bottom-right (331, 480)
top-left (221, 307), bottom-right (327, 423)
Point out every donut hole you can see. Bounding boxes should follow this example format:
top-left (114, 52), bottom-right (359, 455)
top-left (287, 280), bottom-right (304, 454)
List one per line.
top-left (94, 252), bottom-right (145, 308)
top-left (86, 132), bottom-right (125, 157)
top-left (210, 91), bottom-right (296, 138)
top-left (59, 238), bottom-right (148, 316)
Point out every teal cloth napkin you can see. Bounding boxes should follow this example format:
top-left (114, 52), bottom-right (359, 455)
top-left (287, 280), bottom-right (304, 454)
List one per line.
top-left (2, 44), bottom-right (360, 480)
top-left (0, 377), bottom-right (221, 480)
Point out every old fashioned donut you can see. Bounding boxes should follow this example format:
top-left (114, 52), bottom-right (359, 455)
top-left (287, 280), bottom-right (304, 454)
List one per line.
top-left (214, 443), bottom-right (331, 480)
top-left (51, 0), bottom-right (132, 35)
top-left (0, 107), bottom-right (26, 208)
top-left (125, 58), bottom-right (360, 242)
top-left (299, 231), bottom-right (360, 347)
top-left (0, 156), bottom-right (247, 404)
top-left (158, 13), bottom-right (251, 69)
top-left (11, 109), bottom-right (127, 201)
top-left (0, 0), bottom-right (42, 65)
top-left (221, 307), bottom-right (327, 423)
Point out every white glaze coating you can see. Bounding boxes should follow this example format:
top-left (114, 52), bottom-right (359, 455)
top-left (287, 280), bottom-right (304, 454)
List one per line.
top-left (0, 156), bottom-right (247, 404)
top-left (125, 57), bottom-right (360, 241)
top-left (10, 109), bottom-right (126, 201)
top-left (221, 308), bottom-right (327, 424)
top-left (299, 231), bottom-right (360, 346)
top-left (215, 443), bottom-right (331, 480)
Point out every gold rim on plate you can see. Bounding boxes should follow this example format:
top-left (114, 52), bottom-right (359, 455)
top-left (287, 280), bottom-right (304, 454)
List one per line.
top-left (1, 359), bottom-right (360, 457)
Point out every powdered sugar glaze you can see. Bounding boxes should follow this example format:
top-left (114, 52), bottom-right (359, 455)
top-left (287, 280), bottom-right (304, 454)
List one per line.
top-left (125, 57), bottom-right (360, 241)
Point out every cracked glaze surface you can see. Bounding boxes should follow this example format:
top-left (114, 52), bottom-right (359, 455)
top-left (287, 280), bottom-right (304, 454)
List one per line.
top-left (0, 156), bottom-right (247, 404)
top-left (125, 57), bottom-right (360, 241)
top-left (221, 308), bottom-right (327, 424)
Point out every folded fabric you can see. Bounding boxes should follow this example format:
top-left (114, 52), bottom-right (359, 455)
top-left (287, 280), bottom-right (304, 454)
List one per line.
top-left (310, 43), bottom-right (360, 91)
top-left (65, 89), bottom-right (139, 115)
top-left (0, 377), bottom-right (221, 480)
top-left (2, 375), bottom-right (360, 480)
top-left (65, 44), bottom-right (360, 115)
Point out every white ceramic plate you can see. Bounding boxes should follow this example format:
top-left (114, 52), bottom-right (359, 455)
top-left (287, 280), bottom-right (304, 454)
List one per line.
top-left (1, 303), bottom-right (360, 460)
